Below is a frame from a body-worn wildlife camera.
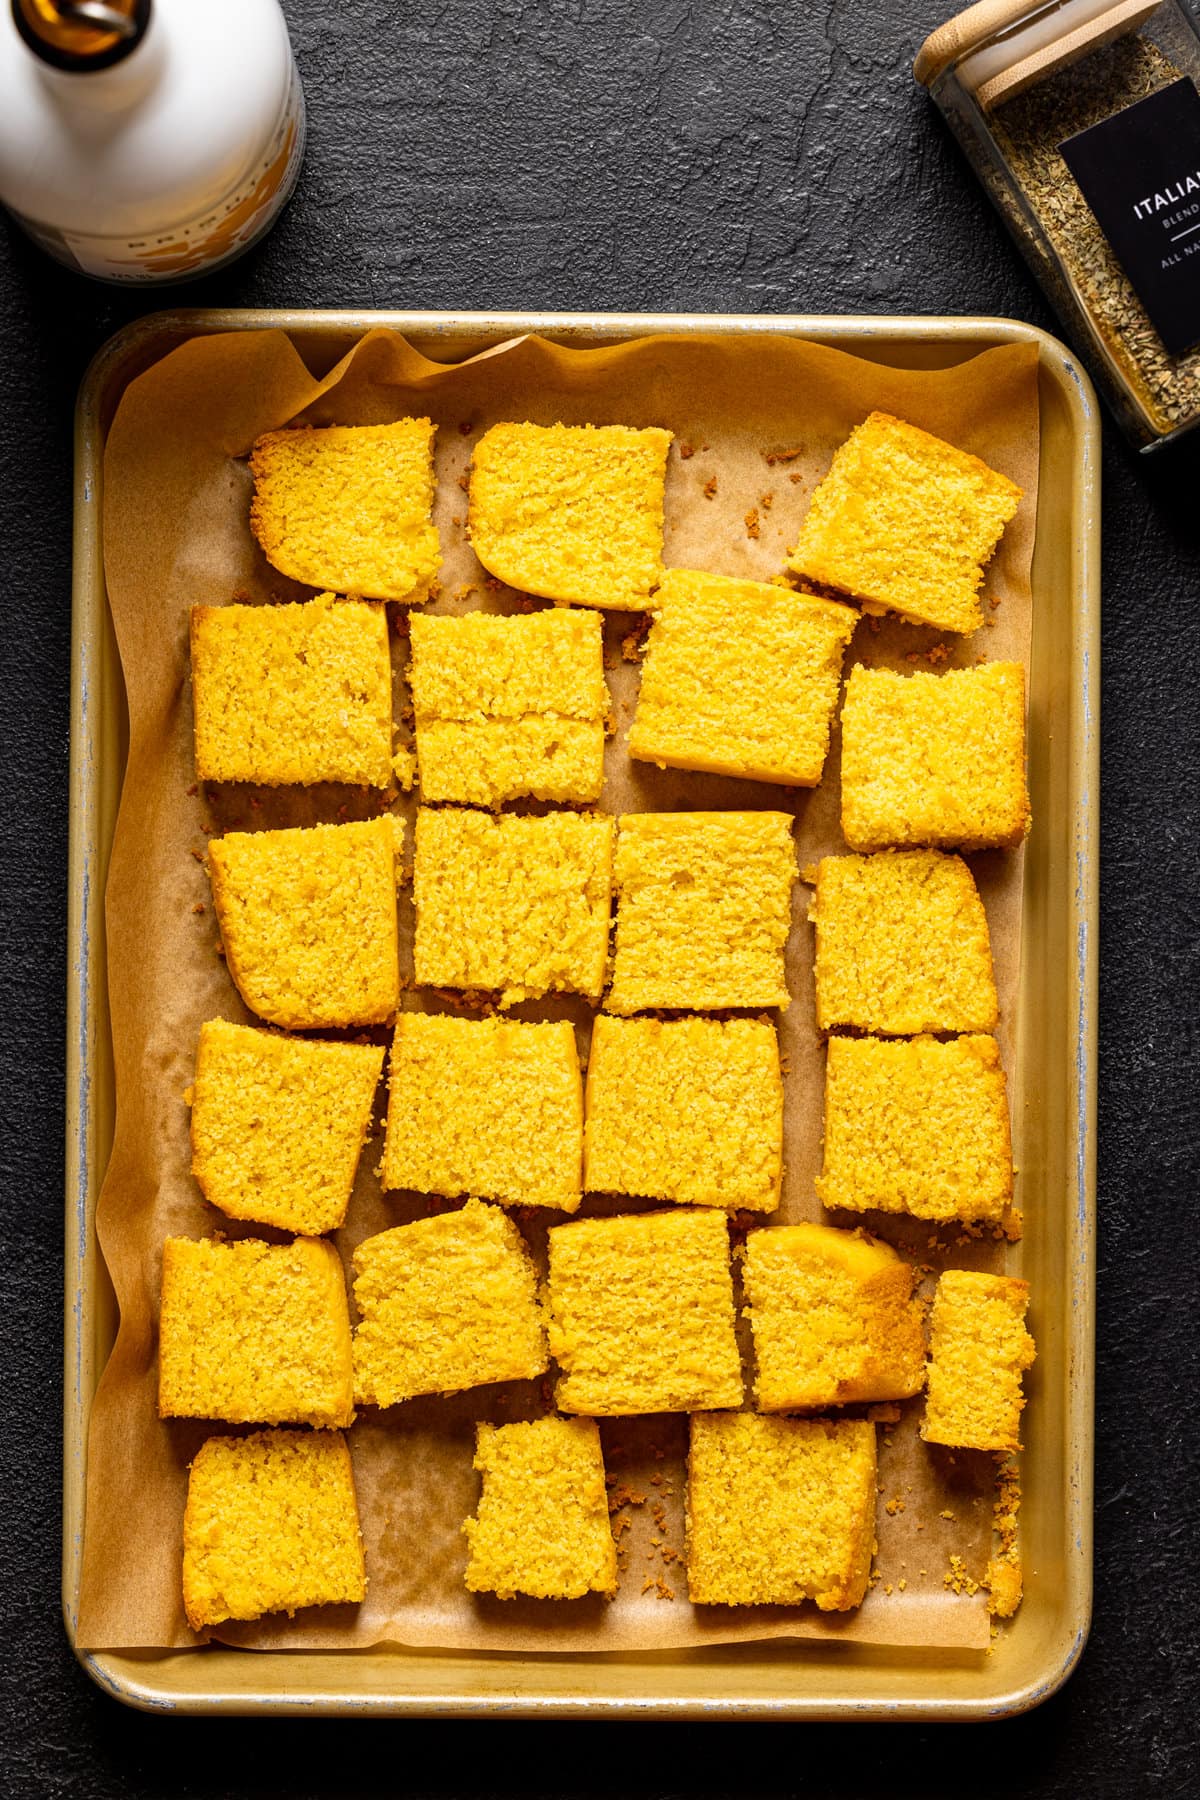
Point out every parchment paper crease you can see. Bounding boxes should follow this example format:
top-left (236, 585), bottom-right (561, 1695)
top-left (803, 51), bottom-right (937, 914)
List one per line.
top-left (76, 325), bottom-right (1040, 1655)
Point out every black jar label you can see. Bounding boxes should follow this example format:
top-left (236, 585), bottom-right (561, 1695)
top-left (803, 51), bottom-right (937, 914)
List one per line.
top-left (1060, 77), bottom-right (1200, 357)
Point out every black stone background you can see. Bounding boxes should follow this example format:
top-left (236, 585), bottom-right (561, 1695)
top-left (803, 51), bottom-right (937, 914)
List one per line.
top-left (1, 1), bottom-right (1198, 1794)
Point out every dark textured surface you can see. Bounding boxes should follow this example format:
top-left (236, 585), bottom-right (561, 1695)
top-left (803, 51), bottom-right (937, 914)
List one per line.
top-left (2, 0), bottom-right (1198, 1792)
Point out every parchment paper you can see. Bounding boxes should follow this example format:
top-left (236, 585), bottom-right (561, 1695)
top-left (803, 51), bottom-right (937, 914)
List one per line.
top-left (76, 326), bottom-right (1039, 1654)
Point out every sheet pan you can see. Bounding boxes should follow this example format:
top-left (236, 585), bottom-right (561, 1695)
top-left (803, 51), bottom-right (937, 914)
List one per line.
top-left (63, 309), bottom-right (1098, 1718)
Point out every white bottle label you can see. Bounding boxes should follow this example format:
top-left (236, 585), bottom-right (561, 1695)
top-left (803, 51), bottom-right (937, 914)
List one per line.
top-left (13, 56), bottom-right (305, 283)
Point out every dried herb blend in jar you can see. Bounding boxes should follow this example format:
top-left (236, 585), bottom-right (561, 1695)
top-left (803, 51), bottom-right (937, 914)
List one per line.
top-left (917, 0), bottom-right (1200, 449)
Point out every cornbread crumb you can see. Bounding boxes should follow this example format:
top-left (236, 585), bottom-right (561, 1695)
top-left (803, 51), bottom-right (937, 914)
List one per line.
top-left (810, 850), bottom-right (998, 1035)
top-left (986, 1454), bottom-right (1024, 1617)
top-left (546, 1208), bottom-right (742, 1415)
top-left (621, 617), bottom-right (651, 662)
top-left (190, 1019), bottom-right (383, 1235)
top-left (207, 816), bottom-right (403, 1029)
top-left (249, 419), bottom-right (439, 600)
top-left (985, 1555), bottom-right (1023, 1617)
top-left (788, 411), bottom-right (1021, 634)
top-left (190, 594), bottom-right (393, 787)
top-left (392, 748), bottom-right (417, 790)
top-left (382, 1013), bottom-right (583, 1211)
top-left (627, 569), bottom-right (856, 787)
top-left (159, 1237), bottom-right (354, 1427)
top-left (583, 1015), bottom-right (782, 1212)
top-left (351, 1200), bottom-right (547, 1406)
top-left (410, 609), bottom-right (606, 805)
top-left (607, 812), bottom-right (796, 1014)
top-left (743, 1221), bottom-right (926, 1410)
top-left (182, 1429), bottom-right (365, 1630)
top-left (943, 1552), bottom-right (981, 1597)
top-left (469, 421), bottom-right (672, 609)
top-left (817, 1035), bottom-right (1013, 1221)
top-left (840, 663), bottom-right (1030, 852)
top-left (464, 1417), bottom-right (618, 1600)
top-left (413, 807), bottom-right (613, 1005)
top-left (921, 1270), bottom-right (1035, 1452)
top-left (686, 1413), bottom-right (877, 1609)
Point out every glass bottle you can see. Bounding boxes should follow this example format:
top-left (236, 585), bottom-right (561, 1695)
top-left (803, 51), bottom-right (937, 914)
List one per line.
top-left (0, 0), bottom-right (305, 283)
top-left (916, 0), bottom-right (1200, 450)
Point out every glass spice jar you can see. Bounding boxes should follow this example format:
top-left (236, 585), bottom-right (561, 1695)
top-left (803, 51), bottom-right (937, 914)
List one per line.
top-left (916, 0), bottom-right (1200, 449)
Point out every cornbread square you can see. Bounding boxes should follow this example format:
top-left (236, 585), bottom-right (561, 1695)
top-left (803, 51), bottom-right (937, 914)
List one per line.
top-left (249, 418), bottom-right (439, 601)
top-left (816, 1034), bottom-right (1013, 1221)
top-left (810, 850), bottom-right (998, 1036)
top-left (463, 1417), bottom-right (618, 1600)
top-left (159, 1237), bottom-right (354, 1428)
top-left (410, 609), bottom-right (606, 805)
top-left (351, 1200), bottom-right (547, 1406)
top-left (190, 594), bottom-right (393, 787)
top-left (546, 1207), bottom-right (742, 1415)
top-left (182, 1429), bottom-right (365, 1631)
top-left (840, 663), bottom-right (1030, 853)
top-left (190, 1019), bottom-right (384, 1236)
top-left (583, 1015), bottom-right (782, 1212)
top-left (628, 569), bottom-right (857, 785)
top-left (412, 807), bottom-right (613, 1005)
top-left (686, 1413), bottom-right (877, 1609)
top-left (743, 1222), bottom-right (926, 1411)
top-left (787, 411), bottom-right (1022, 634)
top-left (469, 421), bottom-right (672, 610)
top-left (207, 816), bottom-right (403, 1030)
top-left (922, 1270), bottom-right (1036, 1452)
top-left (382, 1013), bottom-right (583, 1211)
top-left (607, 812), bottom-right (796, 1014)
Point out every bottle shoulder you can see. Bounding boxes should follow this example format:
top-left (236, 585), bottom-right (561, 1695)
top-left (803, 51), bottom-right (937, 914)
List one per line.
top-left (0, 0), bottom-right (299, 234)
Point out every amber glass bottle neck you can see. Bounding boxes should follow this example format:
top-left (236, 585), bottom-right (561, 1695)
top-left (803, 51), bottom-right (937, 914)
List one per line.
top-left (13, 0), bottom-right (151, 72)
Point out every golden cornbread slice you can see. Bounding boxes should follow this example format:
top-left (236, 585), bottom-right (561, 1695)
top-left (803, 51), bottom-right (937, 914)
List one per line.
top-left (607, 812), bottom-right (796, 1014)
top-left (410, 609), bottom-right (606, 805)
top-left (810, 849), bottom-right (998, 1036)
top-left (207, 816), bottom-right (403, 1030)
top-left (409, 608), bottom-right (606, 720)
top-left (463, 1417), bottom-right (618, 1600)
top-left (189, 1019), bottom-right (384, 1236)
top-left (468, 421), bottom-right (672, 609)
top-left (412, 807), bottom-right (613, 1005)
top-left (922, 1270), bottom-right (1035, 1452)
top-left (686, 1413), bottom-right (877, 1609)
top-left (787, 411), bottom-right (1022, 634)
top-left (628, 569), bottom-right (857, 786)
top-left (351, 1200), bottom-right (547, 1407)
top-left (840, 662), bottom-right (1030, 853)
top-left (816, 1034), bottom-right (1013, 1222)
top-left (382, 1013), bottom-right (583, 1211)
top-left (182, 1429), bottom-right (366, 1631)
top-left (546, 1207), bottom-right (742, 1415)
top-left (248, 418), bottom-right (440, 601)
top-left (742, 1222), bottom-right (926, 1411)
top-left (417, 716), bottom-right (604, 808)
top-left (190, 594), bottom-right (393, 787)
top-left (583, 1015), bottom-right (782, 1212)
top-left (158, 1236), bottom-right (354, 1428)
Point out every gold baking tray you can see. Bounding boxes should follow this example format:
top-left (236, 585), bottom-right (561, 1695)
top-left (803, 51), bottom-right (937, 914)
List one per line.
top-left (64, 309), bottom-right (1098, 1719)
